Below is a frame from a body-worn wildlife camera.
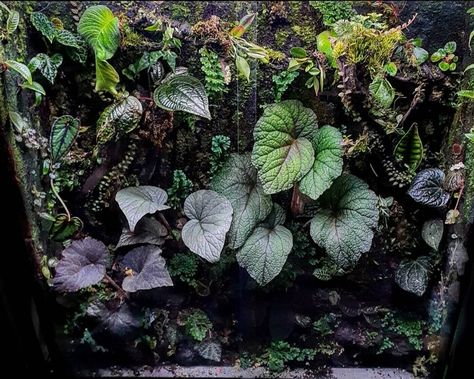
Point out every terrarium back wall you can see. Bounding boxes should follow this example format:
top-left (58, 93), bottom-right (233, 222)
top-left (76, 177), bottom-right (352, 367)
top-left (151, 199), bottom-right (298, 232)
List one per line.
top-left (1, 1), bottom-right (473, 376)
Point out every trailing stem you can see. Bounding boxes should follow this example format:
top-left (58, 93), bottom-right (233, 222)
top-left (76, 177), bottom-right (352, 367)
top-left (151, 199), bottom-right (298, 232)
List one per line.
top-left (50, 177), bottom-right (71, 221)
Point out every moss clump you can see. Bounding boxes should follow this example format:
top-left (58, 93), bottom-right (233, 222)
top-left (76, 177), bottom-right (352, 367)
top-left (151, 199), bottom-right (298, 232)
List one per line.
top-left (464, 140), bottom-right (474, 219)
top-left (274, 29), bottom-right (290, 46)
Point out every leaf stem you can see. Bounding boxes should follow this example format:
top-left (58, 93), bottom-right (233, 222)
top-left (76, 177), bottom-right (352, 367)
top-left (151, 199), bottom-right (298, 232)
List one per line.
top-left (158, 212), bottom-right (176, 239)
top-left (104, 273), bottom-right (129, 300)
top-left (50, 178), bottom-right (71, 221)
top-left (453, 185), bottom-right (464, 212)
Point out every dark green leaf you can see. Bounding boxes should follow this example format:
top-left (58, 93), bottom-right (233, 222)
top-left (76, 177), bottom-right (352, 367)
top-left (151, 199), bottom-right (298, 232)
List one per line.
top-left (29, 53), bottom-right (63, 84)
top-left (421, 219), bottom-right (443, 251)
top-left (30, 12), bottom-right (56, 43)
top-left (407, 168), bottom-right (450, 208)
top-left (49, 214), bottom-right (83, 241)
top-left (369, 77), bottom-right (395, 108)
top-left (7, 10), bottom-right (19, 34)
top-left (21, 81), bottom-right (46, 95)
top-left (394, 123), bottom-right (423, 171)
top-left (290, 47), bottom-right (307, 58)
top-left (395, 256), bottom-right (430, 296)
top-left (50, 115), bottom-right (80, 162)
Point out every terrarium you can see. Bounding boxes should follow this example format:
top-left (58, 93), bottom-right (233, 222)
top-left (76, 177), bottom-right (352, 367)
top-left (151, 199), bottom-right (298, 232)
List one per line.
top-left (1, 1), bottom-right (473, 378)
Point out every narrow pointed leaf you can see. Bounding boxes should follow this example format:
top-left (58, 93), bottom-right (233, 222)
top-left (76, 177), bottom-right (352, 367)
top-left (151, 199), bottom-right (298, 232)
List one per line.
top-left (5, 60), bottom-right (32, 84)
top-left (394, 123), bottom-right (423, 171)
top-left (7, 10), bottom-right (19, 34)
top-left (95, 59), bottom-right (119, 95)
top-left (50, 115), bottom-right (80, 162)
top-left (21, 81), bottom-right (46, 95)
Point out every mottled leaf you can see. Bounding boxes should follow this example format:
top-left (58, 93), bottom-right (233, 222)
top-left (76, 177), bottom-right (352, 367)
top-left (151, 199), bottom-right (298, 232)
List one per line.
top-left (5, 60), bottom-right (32, 84)
top-left (211, 153), bottom-right (272, 249)
top-left (115, 217), bottom-right (167, 249)
top-left (116, 186), bottom-right (170, 232)
top-left (53, 237), bottom-right (108, 292)
top-left (407, 168), bottom-right (450, 207)
top-left (421, 219), bottom-right (443, 251)
top-left (153, 75), bottom-right (211, 119)
top-left (395, 256), bottom-right (431, 296)
top-left (30, 12), bottom-right (56, 43)
top-left (7, 10), bottom-right (19, 34)
top-left (252, 100), bottom-right (318, 194)
top-left (182, 190), bottom-right (233, 263)
top-left (300, 125), bottom-right (343, 200)
top-left (369, 76), bottom-right (395, 108)
top-left (310, 174), bottom-right (379, 269)
top-left (50, 115), bottom-right (80, 162)
top-left (236, 225), bottom-right (293, 285)
top-left (49, 214), bottom-right (83, 241)
top-left (56, 29), bottom-right (82, 49)
top-left (95, 59), bottom-right (120, 95)
top-left (121, 246), bottom-right (173, 292)
top-left (95, 302), bottom-right (141, 336)
top-left (196, 340), bottom-right (222, 362)
top-left (394, 123), bottom-right (423, 171)
top-left (78, 5), bottom-right (120, 61)
top-left (29, 53), bottom-right (63, 84)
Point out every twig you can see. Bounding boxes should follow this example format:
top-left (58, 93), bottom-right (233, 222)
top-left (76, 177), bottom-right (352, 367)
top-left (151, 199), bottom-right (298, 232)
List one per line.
top-left (104, 273), bottom-right (129, 300)
top-left (158, 212), bottom-right (176, 239)
top-left (453, 185), bottom-right (464, 212)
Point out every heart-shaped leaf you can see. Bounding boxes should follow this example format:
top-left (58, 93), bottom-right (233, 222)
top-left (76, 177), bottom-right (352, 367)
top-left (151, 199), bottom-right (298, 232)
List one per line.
top-left (407, 168), bottom-right (450, 207)
top-left (120, 246), bottom-right (173, 292)
top-left (300, 125), bottom-right (343, 200)
top-left (49, 214), bottom-right (83, 241)
top-left (78, 5), bottom-right (120, 61)
top-left (369, 76), bottom-right (395, 108)
top-left (421, 219), bottom-right (443, 251)
top-left (261, 203), bottom-right (286, 228)
top-left (115, 217), bottom-right (167, 249)
top-left (116, 186), bottom-right (170, 232)
top-left (5, 60), bottom-right (32, 84)
top-left (29, 53), bottom-right (63, 84)
top-left (310, 174), bottom-right (379, 269)
top-left (96, 95), bottom-right (143, 145)
top-left (50, 115), bottom-right (80, 163)
top-left (395, 256), bottom-right (431, 296)
top-left (394, 123), bottom-right (423, 171)
top-left (30, 12), bottom-right (56, 43)
top-left (88, 301), bottom-right (141, 336)
top-left (182, 190), bottom-right (233, 263)
top-left (252, 100), bottom-right (317, 194)
top-left (211, 153), bottom-right (272, 249)
top-left (236, 225), bottom-right (293, 286)
top-left (53, 237), bottom-right (108, 292)
top-left (56, 29), bottom-right (83, 49)
top-left (7, 10), bottom-right (19, 34)
top-left (95, 59), bottom-right (120, 95)
top-left (153, 75), bottom-right (211, 119)
top-left (196, 340), bottom-right (222, 362)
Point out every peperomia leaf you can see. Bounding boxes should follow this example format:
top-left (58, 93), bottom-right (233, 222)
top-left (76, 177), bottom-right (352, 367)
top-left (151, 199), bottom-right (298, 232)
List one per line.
top-left (413, 46), bottom-right (429, 65)
top-left (196, 340), bottom-right (222, 362)
top-left (421, 219), bottom-right (443, 251)
top-left (407, 168), bottom-right (450, 208)
top-left (300, 125), bottom-right (343, 200)
top-left (394, 123), bottom-right (423, 171)
top-left (49, 214), bottom-right (83, 241)
top-left (395, 256), bottom-right (431, 296)
top-left (252, 100), bottom-right (317, 194)
top-left (7, 10), bottom-right (19, 34)
top-left (182, 190), bottom-right (233, 263)
top-left (95, 59), bottom-right (120, 95)
top-left (236, 224), bottom-right (293, 286)
top-left (50, 115), bottom-right (80, 163)
top-left (369, 76), bottom-right (395, 108)
top-left (120, 246), bottom-right (173, 292)
top-left (115, 217), bottom-right (167, 249)
top-left (153, 75), bottom-right (211, 119)
top-left (29, 53), bottom-right (63, 84)
top-left (116, 186), bottom-right (170, 232)
top-left (78, 5), bottom-right (120, 61)
top-left (5, 60), bottom-right (32, 84)
top-left (53, 237), bottom-right (108, 292)
top-left (310, 174), bottom-right (379, 269)
top-left (211, 153), bottom-right (272, 249)
top-left (96, 95), bottom-right (143, 145)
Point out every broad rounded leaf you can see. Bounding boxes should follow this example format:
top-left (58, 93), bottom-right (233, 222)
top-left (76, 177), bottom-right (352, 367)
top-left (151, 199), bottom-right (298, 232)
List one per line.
top-left (395, 256), bottom-right (431, 296)
top-left (262, 203), bottom-right (286, 228)
top-left (115, 217), bottom-right (167, 249)
top-left (310, 174), bottom-right (379, 269)
top-left (78, 5), bottom-right (120, 61)
top-left (7, 10), bottom-right (19, 34)
top-left (153, 75), bottom-right (211, 119)
top-left (300, 125), bottom-right (343, 200)
top-left (237, 225), bottom-right (293, 286)
top-left (97, 95), bottom-right (142, 145)
top-left (116, 186), bottom-right (170, 232)
top-left (211, 153), bottom-right (272, 249)
top-left (182, 190), bottom-right (233, 262)
top-left (121, 246), bottom-right (173, 292)
top-left (252, 100), bottom-right (317, 194)
top-left (413, 46), bottom-right (429, 65)
top-left (5, 60), bottom-right (32, 84)
top-left (196, 341), bottom-right (222, 362)
top-left (29, 53), bottom-right (63, 84)
top-left (89, 302), bottom-right (141, 336)
top-left (407, 168), bottom-right (450, 208)
top-left (394, 123), bottom-right (423, 171)
top-left (50, 115), bottom-right (80, 162)
top-left (421, 219), bottom-right (443, 251)
top-left (53, 237), bottom-right (108, 292)
top-left (369, 77), bottom-right (395, 108)
top-left (95, 59), bottom-right (119, 95)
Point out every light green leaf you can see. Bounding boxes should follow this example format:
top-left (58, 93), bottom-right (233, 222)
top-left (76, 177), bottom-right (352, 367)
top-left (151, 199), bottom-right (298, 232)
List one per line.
top-left (300, 125), bottom-right (343, 200)
top-left (290, 47), bottom-right (307, 58)
top-left (394, 123), bottom-right (423, 171)
top-left (78, 4), bottom-right (120, 61)
top-left (444, 41), bottom-right (456, 54)
top-left (395, 256), bottom-right (431, 296)
top-left (30, 12), bottom-right (56, 43)
top-left (5, 60), bottom-right (32, 84)
top-left (116, 186), bottom-right (170, 232)
top-left (50, 115), bottom-right (80, 162)
top-left (96, 95), bottom-right (143, 145)
top-left (236, 225), bottom-right (293, 286)
top-left (421, 219), bottom-right (443, 251)
top-left (153, 75), bottom-right (211, 119)
top-left (469, 30), bottom-right (473, 51)
top-left (252, 100), bottom-right (317, 194)
top-left (413, 46), bottom-right (428, 65)
top-left (8, 111), bottom-right (28, 134)
top-left (7, 10), bottom-right (19, 34)
top-left (182, 190), bottom-right (233, 263)
top-left (211, 153), bottom-right (273, 249)
top-left (29, 53), bottom-right (63, 84)
top-left (95, 59), bottom-right (119, 95)
top-left (431, 50), bottom-right (444, 63)
top-left (310, 174), bottom-right (379, 269)
top-left (439, 61), bottom-right (450, 71)
top-left (122, 51), bottom-right (163, 80)
top-left (21, 81), bottom-right (46, 95)
top-left (458, 90), bottom-right (474, 99)
top-left (236, 55), bottom-right (250, 82)
top-left (369, 76), bottom-right (395, 108)
top-left (317, 30), bottom-right (336, 68)
top-left (384, 62), bottom-right (397, 76)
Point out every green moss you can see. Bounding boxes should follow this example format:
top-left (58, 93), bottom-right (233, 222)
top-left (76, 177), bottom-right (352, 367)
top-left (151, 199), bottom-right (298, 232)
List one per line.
top-left (291, 24), bottom-right (317, 46)
top-left (275, 29), bottom-right (290, 46)
top-left (464, 141), bottom-right (474, 219)
top-left (170, 3), bottom-right (190, 20)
